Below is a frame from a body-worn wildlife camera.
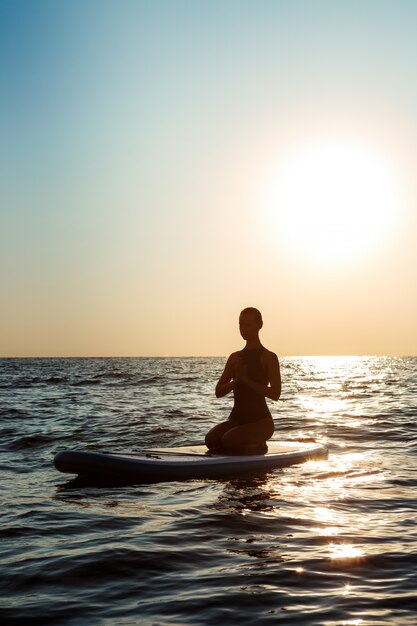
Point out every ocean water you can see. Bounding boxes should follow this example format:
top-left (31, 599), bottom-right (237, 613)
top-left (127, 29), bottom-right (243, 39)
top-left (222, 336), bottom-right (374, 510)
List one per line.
top-left (1, 356), bottom-right (417, 625)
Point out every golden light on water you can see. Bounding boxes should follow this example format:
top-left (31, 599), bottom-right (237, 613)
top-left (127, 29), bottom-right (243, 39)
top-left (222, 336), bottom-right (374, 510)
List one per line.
top-left (299, 396), bottom-right (350, 416)
top-left (315, 526), bottom-right (341, 537)
top-left (298, 355), bottom-right (376, 377)
top-left (312, 506), bottom-right (336, 523)
top-left (293, 357), bottom-right (382, 441)
top-left (328, 543), bottom-right (365, 560)
top-left (342, 583), bottom-right (353, 596)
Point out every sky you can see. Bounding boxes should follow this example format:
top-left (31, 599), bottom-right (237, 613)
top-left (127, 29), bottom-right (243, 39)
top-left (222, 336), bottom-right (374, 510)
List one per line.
top-left (1, 0), bottom-right (417, 357)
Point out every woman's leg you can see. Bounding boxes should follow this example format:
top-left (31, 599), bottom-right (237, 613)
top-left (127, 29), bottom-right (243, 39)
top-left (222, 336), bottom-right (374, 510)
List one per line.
top-left (205, 420), bottom-right (233, 451)
top-left (221, 418), bottom-right (274, 454)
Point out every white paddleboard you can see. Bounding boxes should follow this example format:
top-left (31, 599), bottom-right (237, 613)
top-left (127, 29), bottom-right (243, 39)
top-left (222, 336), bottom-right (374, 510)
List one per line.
top-left (54, 441), bottom-right (328, 483)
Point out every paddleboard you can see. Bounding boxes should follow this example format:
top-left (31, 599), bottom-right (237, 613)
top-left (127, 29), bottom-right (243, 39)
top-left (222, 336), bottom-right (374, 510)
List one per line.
top-left (54, 441), bottom-right (328, 483)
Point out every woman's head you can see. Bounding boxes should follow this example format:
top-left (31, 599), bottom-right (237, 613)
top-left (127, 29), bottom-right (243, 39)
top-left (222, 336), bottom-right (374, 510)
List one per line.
top-left (239, 307), bottom-right (263, 341)
top-left (240, 307), bottom-right (263, 329)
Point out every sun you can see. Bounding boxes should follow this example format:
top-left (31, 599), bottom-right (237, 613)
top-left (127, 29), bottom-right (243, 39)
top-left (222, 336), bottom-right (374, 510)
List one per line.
top-left (264, 138), bottom-right (402, 266)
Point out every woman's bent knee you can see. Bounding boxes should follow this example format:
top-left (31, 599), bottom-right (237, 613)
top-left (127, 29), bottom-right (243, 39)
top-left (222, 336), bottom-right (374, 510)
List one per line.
top-left (205, 421), bottom-right (231, 451)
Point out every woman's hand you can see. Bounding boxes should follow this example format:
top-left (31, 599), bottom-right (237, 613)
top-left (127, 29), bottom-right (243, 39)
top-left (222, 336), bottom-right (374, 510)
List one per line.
top-left (235, 351), bottom-right (281, 401)
top-left (215, 353), bottom-right (239, 398)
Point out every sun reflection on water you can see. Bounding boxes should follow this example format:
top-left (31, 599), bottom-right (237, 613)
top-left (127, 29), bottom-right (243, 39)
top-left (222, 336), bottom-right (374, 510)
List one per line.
top-left (299, 355), bottom-right (373, 372)
top-left (314, 526), bottom-right (341, 537)
top-left (342, 583), bottom-right (353, 596)
top-left (299, 396), bottom-right (351, 415)
top-left (312, 506), bottom-right (336, 523)
top-left (328, 543), bottom-right (365, 560)
top-left (292, 355), bottom-right (382, 427)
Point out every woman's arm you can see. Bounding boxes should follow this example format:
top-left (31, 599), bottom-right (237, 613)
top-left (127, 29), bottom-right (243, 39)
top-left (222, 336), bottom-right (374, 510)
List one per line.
top-left (215, 353), bottom-right (238, 398)
top-left (236, 351), bottom-right (281, 401)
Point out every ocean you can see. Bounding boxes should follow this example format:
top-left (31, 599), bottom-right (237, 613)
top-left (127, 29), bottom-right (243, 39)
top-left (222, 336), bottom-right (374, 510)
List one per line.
top-left (1, 356), bottom-right (417, 625)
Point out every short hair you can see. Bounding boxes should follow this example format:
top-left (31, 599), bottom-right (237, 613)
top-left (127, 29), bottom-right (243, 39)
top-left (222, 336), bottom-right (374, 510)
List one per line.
top-left (240, 307), bottom-right (263, 328)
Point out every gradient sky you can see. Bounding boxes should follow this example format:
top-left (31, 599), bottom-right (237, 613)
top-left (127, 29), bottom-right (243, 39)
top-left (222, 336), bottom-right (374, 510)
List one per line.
top-left (1, 0), bottom-right (417, 357)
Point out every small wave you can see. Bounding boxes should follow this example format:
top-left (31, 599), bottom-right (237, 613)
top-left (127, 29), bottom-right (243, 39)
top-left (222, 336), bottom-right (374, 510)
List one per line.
top-left (0, 377), bottom-right (44, 389)
top-left (84, 371), bottom-right (136, 385)
top-left (135, 376), bottom-right (164, 386)
top-left (71, 374), bottom-right (165, 387)
top-left (153, 426), bottom-right (178, 436)
top-left (102, 371), bottom-right (127, 380)
top-left (45, 376), bottom-right (66, 385)
top-left (0, 408), bottom-right (30, 419)
top-left (166, 409), bottom-right (187, 417)
top-left (71, 378), bottom-right (103, 386)
top-left (9, 434), bottom-right (57, 450)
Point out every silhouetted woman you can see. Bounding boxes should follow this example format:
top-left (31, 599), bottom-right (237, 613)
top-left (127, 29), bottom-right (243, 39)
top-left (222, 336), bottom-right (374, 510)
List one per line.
top-left (205, 307), bottom-right (281, 454)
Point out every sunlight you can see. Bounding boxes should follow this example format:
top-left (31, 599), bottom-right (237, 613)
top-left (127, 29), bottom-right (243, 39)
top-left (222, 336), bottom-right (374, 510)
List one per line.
top-left (315, 526), bottom-right (341, 537)
top-left (329, 543), bottom-right (365, 560)
top-left (296, 356), bottom-right (378, 425)
top-left (264, 138), bottom-right (402, 266)
top-left (299, 396), bottom-right (351, 415)
top-left (313, 506), bottom-right (336, 523)
top-left (275, 451), bottom-right (370, 512)
top-left (342, 583), bottom-right (353, 596)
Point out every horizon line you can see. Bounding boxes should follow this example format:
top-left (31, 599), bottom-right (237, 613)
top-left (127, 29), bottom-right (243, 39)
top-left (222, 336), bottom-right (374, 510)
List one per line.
top-left (0, 354), bottom-right (415, 359)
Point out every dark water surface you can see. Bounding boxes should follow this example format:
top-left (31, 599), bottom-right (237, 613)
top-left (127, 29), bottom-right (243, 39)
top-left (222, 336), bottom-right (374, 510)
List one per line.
top-left (1, 356), bottom-right (417, 625)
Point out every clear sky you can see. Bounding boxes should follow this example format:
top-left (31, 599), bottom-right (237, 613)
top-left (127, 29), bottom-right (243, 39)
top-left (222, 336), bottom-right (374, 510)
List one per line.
top-left (1, 0), bottom-right (417, 357)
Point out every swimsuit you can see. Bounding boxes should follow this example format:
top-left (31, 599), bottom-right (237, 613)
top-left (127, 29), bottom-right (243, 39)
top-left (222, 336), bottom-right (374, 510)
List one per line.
top-left (229, 347), bottom-right (273, 425)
